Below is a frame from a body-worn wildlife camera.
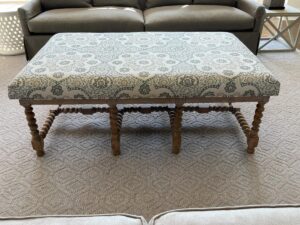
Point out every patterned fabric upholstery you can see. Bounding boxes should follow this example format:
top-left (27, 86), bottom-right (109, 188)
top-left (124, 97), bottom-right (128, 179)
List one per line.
top-left (8, 32), bottom-right (280, 100)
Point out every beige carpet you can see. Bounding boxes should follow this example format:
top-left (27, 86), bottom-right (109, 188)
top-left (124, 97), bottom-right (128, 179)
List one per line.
top-left (0, 52), bottom-right (299, 219)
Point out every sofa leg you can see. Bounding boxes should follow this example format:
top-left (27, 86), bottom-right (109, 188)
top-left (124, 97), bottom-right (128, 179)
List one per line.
top-left (172, 104), bottom-right (183, 154)
top-left (247, 102), bottom-right (266, 154)
top-left (23, 105), bottom-right (45, 157)
top-left (109, 104), bottom-right (121, 156)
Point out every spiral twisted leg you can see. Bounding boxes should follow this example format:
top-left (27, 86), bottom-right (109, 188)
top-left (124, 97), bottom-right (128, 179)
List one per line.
top-left (109, 105), bottom-right (121, 156)
top-left (23, 105), bottom-right (45, 157)
top-left (247, 102), bottom-right (267, 154)
top-left (172, 104), bottom-right (183, 154)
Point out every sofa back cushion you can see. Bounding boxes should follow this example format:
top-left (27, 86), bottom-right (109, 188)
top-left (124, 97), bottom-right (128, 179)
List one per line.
top-left (41, 0), bottom-right (92, 10)
top-left (146, 0), bottom-right (192, 8)
top-left (93, 0), bottom-right (141, 8)
top-left (193, 0), bottom-right (236, 6)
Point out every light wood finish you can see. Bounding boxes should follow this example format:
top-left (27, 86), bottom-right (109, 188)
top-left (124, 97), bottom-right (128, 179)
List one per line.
top-left (20, 97), bottom-right (269, 156)
top-left (247, 102), bottom-right (266, 154)
top-left (265, 5), bottom-right (300, 17)
top-left (260, 5), bottom-right (300, 52)
top-left (24, 105), bottom-right (44, 157)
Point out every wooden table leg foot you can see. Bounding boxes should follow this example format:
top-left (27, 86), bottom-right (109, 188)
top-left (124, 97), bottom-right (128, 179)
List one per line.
top-left (109, 105), bottom-right (121, 156)
top-left (172, 104), bottom-right (183, 154)
top-left (24, 105), bottom-right (45, 156)
top-left (247, 102), bottom-right (266, 154)
top-left (247, 136), bottom-right (259, 154)
top-left (36, 149), bottom-right (45, 157)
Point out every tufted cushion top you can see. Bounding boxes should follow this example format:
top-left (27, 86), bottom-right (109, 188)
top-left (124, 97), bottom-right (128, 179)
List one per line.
top-left (8, 32), bottom-right (280, 100)
top-left (0, 214), bottom-right (147, 225)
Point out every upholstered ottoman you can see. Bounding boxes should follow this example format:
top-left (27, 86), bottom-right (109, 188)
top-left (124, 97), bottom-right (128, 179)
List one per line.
top-left (0, 214), bottom-right (147, 225)
top-left (8, 32), bottom-right (280, 156)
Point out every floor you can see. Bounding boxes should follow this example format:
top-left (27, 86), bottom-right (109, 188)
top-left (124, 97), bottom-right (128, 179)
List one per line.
top-left (0, 51), bottom-right (299, 220)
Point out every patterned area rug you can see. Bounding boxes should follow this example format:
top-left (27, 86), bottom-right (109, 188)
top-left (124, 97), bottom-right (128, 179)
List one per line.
top-left (0, 52), bottom-right (299, 219)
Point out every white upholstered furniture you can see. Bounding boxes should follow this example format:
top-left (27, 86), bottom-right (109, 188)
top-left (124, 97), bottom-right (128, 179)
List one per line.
top-left (0, 214), bottom-right (147, 225)
top-left (149, 206), bottom-right (300, 225)
top-left (0, 206), bottom-right (299, 225)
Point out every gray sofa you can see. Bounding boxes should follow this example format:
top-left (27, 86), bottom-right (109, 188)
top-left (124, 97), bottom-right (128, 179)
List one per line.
top-left (18, 0), bottom-right (266, 59)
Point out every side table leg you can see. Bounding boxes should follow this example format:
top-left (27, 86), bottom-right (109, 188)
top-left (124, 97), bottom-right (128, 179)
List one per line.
top-left (23, 105), bottom-right (45, 157)
top-left (172, 104), bottom-right (183, 154)
top-left (247, 102), bottom-right (267, 154)
top-left (109, 104), bottom-right (121, 156)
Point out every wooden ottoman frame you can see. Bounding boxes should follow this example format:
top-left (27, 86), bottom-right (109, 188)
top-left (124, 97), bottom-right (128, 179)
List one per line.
top-left (20, 96), bottom-right (269, 157)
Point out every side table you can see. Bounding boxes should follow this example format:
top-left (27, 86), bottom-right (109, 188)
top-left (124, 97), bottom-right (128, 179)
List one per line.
top-left (0, 4), bottom-right (24, 55)
top-left (259, 5), bottom-right (300, 52)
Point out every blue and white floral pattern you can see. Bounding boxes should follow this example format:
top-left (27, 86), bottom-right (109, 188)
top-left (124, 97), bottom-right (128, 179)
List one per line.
top-left (8, 32), bottom-right (280, 100)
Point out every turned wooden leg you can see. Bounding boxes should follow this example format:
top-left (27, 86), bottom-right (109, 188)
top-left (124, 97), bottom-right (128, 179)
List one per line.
top-left (109, 104), bottom-right (121, 156)
top-left (23, 105), bottom-right (45, 157)
top-left (172, 104), bottom-right (183, 154)
top-left (247, 102), bottom-right (267, 154)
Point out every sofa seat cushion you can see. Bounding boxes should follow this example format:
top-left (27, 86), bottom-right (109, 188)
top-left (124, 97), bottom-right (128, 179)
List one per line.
top-left (0, 215), bottom-right (147, 225)
top-left (144, 5), bottom-right (254, 31)
top-left (149, 206), bottom-right (300, 225)
top-left (28, 7), bottom-right (144, 33)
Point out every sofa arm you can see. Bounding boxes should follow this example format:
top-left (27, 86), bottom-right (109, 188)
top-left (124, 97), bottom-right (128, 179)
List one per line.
top-left (18, 0), bottom-right (42, 36)
top-left (237, 0), bottom-right (266, 32)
